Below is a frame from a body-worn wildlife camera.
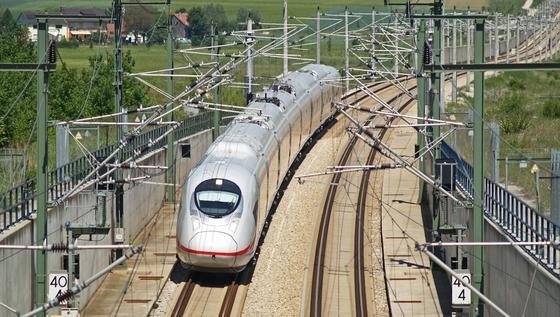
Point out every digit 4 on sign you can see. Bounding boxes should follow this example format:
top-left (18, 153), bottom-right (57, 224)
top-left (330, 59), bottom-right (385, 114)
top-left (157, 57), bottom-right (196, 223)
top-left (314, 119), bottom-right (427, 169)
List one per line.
top-left (451, 272), bottom-right (471, 306)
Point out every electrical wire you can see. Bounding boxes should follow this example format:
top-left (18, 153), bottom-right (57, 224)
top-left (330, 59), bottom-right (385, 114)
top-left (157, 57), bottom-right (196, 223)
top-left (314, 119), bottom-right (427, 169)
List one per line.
top-left (1, 41), bottom-right (53, 121)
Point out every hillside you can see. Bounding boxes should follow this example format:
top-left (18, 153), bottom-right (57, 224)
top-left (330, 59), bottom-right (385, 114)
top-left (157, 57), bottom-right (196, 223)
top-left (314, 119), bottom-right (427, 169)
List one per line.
top-left (1, 1), bottom-right (492, 21)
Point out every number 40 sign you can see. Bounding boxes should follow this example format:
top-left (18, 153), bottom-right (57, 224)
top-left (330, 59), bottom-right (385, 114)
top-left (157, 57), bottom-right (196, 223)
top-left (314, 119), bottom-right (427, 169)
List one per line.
top-left (451, 272), bottom-right (472, 305)
top-left (48, 273), bottom-right (69, 305)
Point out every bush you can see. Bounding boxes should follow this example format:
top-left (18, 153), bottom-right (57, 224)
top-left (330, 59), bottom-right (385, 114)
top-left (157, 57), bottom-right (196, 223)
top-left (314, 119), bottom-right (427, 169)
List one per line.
top-left (491, 93), bottom-right (532, 134)
top-left (507, 77), bottom-right (525, 90)
top-left (499, 114), bottom-right (531, 134)
top-left (542, 99), bottom-right (560, 118)
top-left (57, 38), bottom-right (79, 48)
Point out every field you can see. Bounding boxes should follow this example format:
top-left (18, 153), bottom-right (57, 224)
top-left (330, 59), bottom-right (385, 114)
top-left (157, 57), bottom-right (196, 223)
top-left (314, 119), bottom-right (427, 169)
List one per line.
top-left (1, 0), bottom-right (490, 20)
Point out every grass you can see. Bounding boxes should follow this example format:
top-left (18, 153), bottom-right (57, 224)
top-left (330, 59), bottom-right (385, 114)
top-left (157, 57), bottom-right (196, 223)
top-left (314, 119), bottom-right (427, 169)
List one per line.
top-left (59, 45), bottom-right (172, 71)
top-left (531, 0), bottom-right (544, 8)
top-left (1, 0), bottom-right (492, 20)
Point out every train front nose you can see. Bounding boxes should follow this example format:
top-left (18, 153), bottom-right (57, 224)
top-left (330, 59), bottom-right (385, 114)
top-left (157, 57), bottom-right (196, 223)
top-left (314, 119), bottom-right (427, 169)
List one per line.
top-left (178, 231), bottom-right (239, 271)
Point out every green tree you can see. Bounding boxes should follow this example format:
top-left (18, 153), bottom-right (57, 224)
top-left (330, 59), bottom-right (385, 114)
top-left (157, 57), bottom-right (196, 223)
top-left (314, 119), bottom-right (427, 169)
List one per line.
top-left (83, 50), bottom-right (150, 117)
top-left (188, 4), bottom-right (231, 46)
top-left (187, 6), bottom-right (208, 46)
top-left (236, 8), bottom-right (262, 30)
top-left (0, 8), bottom-right (36, 146)
top-left (124, 6), bottom-right (158, 44)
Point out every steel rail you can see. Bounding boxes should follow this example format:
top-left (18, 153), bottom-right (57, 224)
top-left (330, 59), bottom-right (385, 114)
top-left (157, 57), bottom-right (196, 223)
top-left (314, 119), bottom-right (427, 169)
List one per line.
top-left (310, 76), bottom-right (415, 317)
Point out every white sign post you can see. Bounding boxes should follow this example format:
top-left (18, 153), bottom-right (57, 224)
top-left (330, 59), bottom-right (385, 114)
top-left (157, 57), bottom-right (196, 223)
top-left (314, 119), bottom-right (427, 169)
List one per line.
top-left (48, 273), bottom-right (69, 305)
top-left (451, 272), bottom-right (472, 305)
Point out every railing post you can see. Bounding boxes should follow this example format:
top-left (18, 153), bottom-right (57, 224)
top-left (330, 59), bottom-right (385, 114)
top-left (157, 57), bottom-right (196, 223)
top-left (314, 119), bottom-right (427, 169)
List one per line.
top-left (551, 149), bottom-right (560, 225)
top-left (490, 122), bottom-right (500, 182)
top-left (3, 194), bottom-right (7, 230)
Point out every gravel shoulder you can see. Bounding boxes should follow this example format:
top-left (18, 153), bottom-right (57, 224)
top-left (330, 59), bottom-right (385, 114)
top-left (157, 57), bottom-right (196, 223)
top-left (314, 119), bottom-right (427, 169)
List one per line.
top-left (242, 114), bottom-right (348, 316)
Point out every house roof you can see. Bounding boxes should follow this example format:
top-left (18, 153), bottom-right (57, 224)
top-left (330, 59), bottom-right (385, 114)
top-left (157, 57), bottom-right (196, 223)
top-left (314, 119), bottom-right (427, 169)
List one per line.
top-left (18, 7), bottom-right (110, 28)
top-left (18, 12), bottom-right (67, 27)
top-left (59, 7), bottom-right (107, 16)
top-left (173, 12), bottom-right (189, 27)
top-left (18, 11), bottom-right (42, 26)
top-left (106, 22), bottom-right (127, 35)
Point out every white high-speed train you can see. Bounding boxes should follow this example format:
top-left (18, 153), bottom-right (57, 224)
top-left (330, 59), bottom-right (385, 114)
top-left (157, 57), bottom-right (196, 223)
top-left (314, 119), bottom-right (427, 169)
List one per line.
top-left (176, 64), bottom-right (341, 272)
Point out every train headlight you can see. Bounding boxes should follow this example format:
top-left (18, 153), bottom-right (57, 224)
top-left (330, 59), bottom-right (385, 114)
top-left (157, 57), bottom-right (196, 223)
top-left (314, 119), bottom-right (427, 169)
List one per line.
top-left (192, 217), bottom-right (201, 230)
top-left (229, 208), bottom-right (242, 232)
top-left (229, 218), bottom-right (239, 232)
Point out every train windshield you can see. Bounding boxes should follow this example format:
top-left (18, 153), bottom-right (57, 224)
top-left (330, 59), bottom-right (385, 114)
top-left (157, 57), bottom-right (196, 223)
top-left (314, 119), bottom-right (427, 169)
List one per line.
top-left (194, 179), bottom-right (241, 217)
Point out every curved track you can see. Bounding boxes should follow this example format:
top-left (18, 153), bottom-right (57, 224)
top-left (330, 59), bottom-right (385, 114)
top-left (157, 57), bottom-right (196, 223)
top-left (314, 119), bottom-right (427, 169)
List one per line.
top-left (308, 21), bottom-right (558, 316)
top-left (160, 21), bottom-right (557, 317)
top-left (310, 77), bottom-right (417, 317)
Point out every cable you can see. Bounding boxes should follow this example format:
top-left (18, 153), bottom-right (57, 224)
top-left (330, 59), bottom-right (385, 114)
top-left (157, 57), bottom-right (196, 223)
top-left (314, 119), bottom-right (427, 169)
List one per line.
top-left (0, 41), bottom-right (53, 121)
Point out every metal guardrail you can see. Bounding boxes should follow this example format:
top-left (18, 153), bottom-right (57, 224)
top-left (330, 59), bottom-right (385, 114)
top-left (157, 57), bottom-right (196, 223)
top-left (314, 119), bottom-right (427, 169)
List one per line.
top-left (0, 112), bottom-right (214, 234)
top-left (441, 142), bottom-right (560, 277)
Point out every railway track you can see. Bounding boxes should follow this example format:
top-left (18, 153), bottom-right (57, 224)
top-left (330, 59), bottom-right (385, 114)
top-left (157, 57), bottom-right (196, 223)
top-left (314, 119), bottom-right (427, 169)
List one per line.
top-left (310, 77), bottom-right (417, 317)
top-left (308, 22), bottom-right (560, 316)
top-left (169, 273), bottom-right (195, 317)
top-left (164, 78), bottom-right (413, 317)
top-left (168, 272), bottom-right (240, 317)
top-left (160, 22), bottom-right (558, 317)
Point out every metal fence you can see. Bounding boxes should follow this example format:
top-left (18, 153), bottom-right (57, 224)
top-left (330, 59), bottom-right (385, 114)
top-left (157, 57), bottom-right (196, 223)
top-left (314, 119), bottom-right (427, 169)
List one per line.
top-left (0, 112), bottom-right (214, 234)
top-left (441, 142), bottom-right (560, 277)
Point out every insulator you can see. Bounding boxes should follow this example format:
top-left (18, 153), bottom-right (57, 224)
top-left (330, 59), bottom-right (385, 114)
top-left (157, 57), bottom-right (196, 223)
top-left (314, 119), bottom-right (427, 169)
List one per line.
top-left (48, 40), bottom-right (56, 64)
top-left (57, 290), bottom-right (73, 302)
top-left (423, 41), bottom-right (432, 65)
top-left (51, 242), bottom-right (68, 252)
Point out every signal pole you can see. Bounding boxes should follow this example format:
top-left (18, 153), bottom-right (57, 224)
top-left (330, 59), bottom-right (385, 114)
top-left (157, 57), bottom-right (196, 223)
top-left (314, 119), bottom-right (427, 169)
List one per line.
top-left (316, 7), bottom-right (320, 64)
top-left (283, 0), bottom-right (288, 75)
top-left (371, 9), bottom-right (376, 78)
top-left (166, 0), bottom-right (175, 203)
top-left (416, 19), bottom-right (427, 185)
top-left (344, 7), bottom-right (349, 92)
top-left (113, 0), bottom-right (125, 258)
top-left (210, 21), bottom-right (220, 139)
top-left (246, 18), bottom-right (254, 103)
top-left (431, 0), bottom-right (442, 163)
top-left (473, 17), bottom-right (486, 317)
top-left (35, 18), bottom-right (49, 317)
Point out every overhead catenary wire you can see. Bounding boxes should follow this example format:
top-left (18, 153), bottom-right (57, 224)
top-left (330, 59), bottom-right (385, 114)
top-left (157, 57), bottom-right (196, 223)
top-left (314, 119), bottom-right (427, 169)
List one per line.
top-left (50, 14), bottom-right (312, 206)
top-left (3, 6), bottom-right (556, 314)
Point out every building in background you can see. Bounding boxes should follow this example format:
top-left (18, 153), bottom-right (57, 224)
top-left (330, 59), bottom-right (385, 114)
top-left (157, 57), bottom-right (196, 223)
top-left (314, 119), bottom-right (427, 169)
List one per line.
top-left (18, 8), bottom-right (109, 42)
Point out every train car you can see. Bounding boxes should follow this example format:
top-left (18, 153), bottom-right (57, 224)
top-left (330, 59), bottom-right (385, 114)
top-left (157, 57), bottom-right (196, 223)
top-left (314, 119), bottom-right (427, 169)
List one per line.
top-left (176, 64), bottom-right (341, 272)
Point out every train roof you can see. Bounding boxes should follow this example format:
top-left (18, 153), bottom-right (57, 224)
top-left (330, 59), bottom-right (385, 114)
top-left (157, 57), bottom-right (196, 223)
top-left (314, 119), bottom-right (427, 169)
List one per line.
top-left (192, 64), bottom-right (339, 182)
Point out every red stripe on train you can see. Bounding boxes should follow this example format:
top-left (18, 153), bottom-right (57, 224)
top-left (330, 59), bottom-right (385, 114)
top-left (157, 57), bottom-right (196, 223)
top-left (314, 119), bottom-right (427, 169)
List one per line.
top-left (177, 240), bottom-right (254, 256)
